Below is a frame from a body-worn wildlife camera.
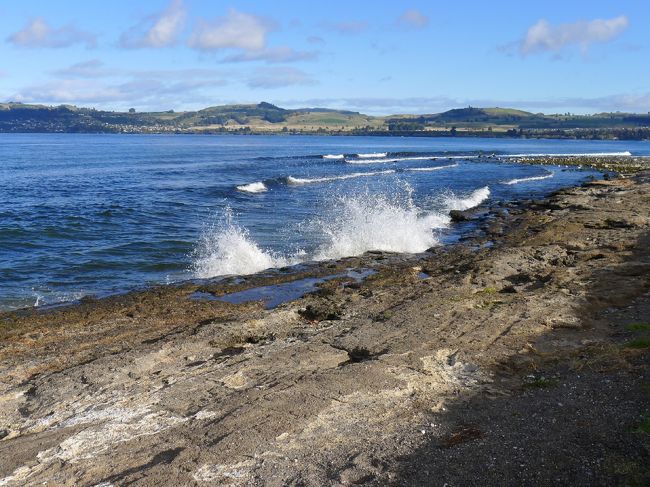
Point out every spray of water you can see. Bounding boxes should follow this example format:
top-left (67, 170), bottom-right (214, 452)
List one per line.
top-left (191, 186), bottom-right (491, 278)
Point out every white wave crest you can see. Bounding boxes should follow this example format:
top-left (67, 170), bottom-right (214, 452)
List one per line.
top-left (192, 211), bottom-right (292, 278)
top-left (406, 163), bottom-right (459, 172)
top-left (236, 182), bottom-right (267, 193)
top-left (356, 152), bottom-right (387, 158)
top-left (504, 151), bottom-right (632, 158)
top-left (322, 154), bottom-right (345, 159)
top-left (346, 156), bottom-right (436, 164)
top-left (443, 186), bottom-right (490, 211)
top-left (502, 172), bottom-right (554, 185)
top-left (286, 170), bottom-right (395, 185)
top-left (314, 190), bottom-right (448, 260)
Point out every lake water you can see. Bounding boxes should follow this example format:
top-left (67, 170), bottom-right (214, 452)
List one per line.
top-left (1, 133), bottom-right (647, 310)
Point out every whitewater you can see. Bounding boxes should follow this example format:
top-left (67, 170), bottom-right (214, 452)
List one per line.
top-left (192, 185), bottom-right (491, 278)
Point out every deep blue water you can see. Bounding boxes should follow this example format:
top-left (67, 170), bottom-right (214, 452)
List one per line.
top-left (1, 134), bottom-right (647, 310)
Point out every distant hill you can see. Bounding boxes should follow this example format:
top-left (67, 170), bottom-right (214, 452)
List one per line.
top-left (1, 102), bottom-right (649, 139)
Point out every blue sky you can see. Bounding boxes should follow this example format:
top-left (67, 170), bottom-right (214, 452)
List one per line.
top-left (1, 0), bottom-right (648, 114)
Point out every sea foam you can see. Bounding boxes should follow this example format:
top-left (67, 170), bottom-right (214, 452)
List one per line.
top-left (346, 156), bottom-right (436, 164)
top-left (322, 154), bottom-right (345, 160)
top-left (442, 186), bottom-right (491, 211)
top-left (356, 152), bottom-right (387, 158)
top-left (406, 163), bottom-right (459, 172)
top-left (502, 172), bottom-right (554, 185)
top-left (236, 182), bottom-right (267, 193)
top-left (286, 170), bottom-right (395, 185)
top-left (502, 151), bottom-right (632, 158)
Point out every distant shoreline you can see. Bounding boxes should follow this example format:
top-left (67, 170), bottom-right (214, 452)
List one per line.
top-left (2, 101), bottom-right (649, 140)
top-left (2, 130), bottom-right (649, 141)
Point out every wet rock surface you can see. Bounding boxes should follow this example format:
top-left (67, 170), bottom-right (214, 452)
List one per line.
top-left (1, 171), bottom-right (649, 486)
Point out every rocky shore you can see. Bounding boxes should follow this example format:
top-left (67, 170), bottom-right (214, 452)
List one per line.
top-left (1, 165), bottom-right (649, 486)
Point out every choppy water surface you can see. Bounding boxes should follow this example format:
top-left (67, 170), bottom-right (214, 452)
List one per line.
top-left (1, 133), bottom-right (647, 310)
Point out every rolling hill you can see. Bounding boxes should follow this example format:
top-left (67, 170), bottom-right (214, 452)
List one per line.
top-left (1, 102), bottom-right (649, 139)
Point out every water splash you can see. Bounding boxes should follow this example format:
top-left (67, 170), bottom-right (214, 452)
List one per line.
top-left (191, 209), bottom-right (294, 278)
top-left (313, 184), bottom-right (449, 260)
top-left (192, 186), bottom-right (491, 279)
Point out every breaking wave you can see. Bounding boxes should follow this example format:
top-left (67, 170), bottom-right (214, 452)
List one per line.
top-left (192, 209), bottom-right (295, 278)
top-left (313, 191), bottom-right (448, 260)
top-left (442, 186), bottom-right (491, 211)
top-left (356, 152), bottom-right (387, 158)
top-left (406, 163), bottom-right (459, 172)
top-left (286, 170), bottom-right (395, 185)
top-left (502, 172), bottom-right (554, 185)
top-left (502, 151), bottom-right (632, 158)
top-left (236, 181), bottom-right (267, 193)
top-left (193, 185), bottom-right (492, 278)
top-left (346, 155), bottom-right (436, 164)
top-left (322, 154), bottom-right (345, 160)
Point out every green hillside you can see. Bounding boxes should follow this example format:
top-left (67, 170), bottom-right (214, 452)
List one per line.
top-left (0, 101), bottom-right (649, 139)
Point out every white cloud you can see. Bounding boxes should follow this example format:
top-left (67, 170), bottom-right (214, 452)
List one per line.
top-left (222, 46), bottom-right (318, 63)
top-left (12, 69), bottom-right (228, 110)
top-left (520, 15), bottom-right (629, 55)
top-left (247, 67), bottom-right (315, 89)
top-left (188, 9), bottom-right (274, 51)
top-left (397, 10), bottom-right (429, 29)
top-left (6, 18), bottom-right (96, 48)
top-left (120, 0), bottom-right (186, 48)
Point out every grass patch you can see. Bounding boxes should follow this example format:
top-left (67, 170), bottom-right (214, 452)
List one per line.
top-left (476, 299), bottom-right (504, 310)
top-left (372, 311), bottom-right (392, 322)
top-left (570, 343), bottom-right (631, 372)
top-left (446, 295), bottom-right (466, 303)
top-left (626, 323), bottom-right (650, 332)
top-left (480, 287), bottom-right (498, 294)
top-left (624, 338), bottom-right (650, 349)
top-left (633, 413), bottom-right (650, 434)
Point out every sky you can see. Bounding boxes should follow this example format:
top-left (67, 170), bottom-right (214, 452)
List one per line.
top-left (0, 0), bottom-right (648, 115)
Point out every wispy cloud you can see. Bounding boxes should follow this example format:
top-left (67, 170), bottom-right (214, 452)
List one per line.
top-left (222, 46), bottom-right (318, 63)
top-left (515, 15), bottom-right (629, 56)
top-left (6, 18), bottom-right (96, 48)
top-left (51, 59), bottom-right (114, 78)
top-left (324, 21), bottom-right (368, 35)
top-left (13, 66), bottom-right (229, 110)
top-left (247, 67), bottom-right (315, 89)
top-left (397, 10), bottom-right (429, 29)
top-left (278, 93), bottom-right (650, 115)
top-left (50, 60), bottom-right (228, 81)
top-left (188, 9), bottom-right (275, 51)
top-left (120, 0), bottom-right (186, 48)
